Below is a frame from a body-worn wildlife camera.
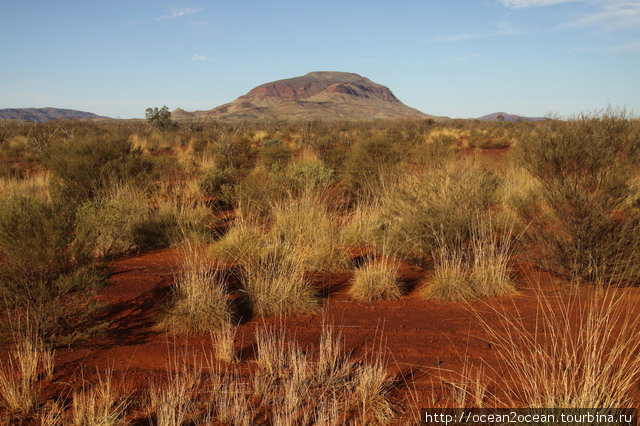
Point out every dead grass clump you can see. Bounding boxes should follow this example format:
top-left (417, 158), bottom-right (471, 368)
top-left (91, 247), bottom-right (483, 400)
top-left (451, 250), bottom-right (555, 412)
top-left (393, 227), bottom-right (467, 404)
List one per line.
top-left (480, 283), bottom-right (640, 410)
top-left (211, 322), bottom-right (238, 363)
top-left (147, 362), bottom-right (201, 425)
top-left (75, 184), bottom-right (149, 258)
top-left (205, 373), bottom-right (251, 425)
top-left (159, 245), bottom-right (233, 334)
top-left (252, 323), bottom-right (397, 424)
top-left (340, 198), bottom-right (386, 248)
top-left (71, 370), bottom-right (127, 426)
top-left (269, 194), bottom-right (348, 272)
top-left (0, 333), bottom-right (52, 414)
top-left (382, 159), bottom-right (501, 263)
top-left (354, 357), bottom-right (396, 424)
top-left (349, 259), bottom-right (403, 301)
top-left (424, 243), bottom-right (475, 302)
top-left (240, 236), bottom-right (319, 317)
top-left (422, 220), bottom-right (516, 302)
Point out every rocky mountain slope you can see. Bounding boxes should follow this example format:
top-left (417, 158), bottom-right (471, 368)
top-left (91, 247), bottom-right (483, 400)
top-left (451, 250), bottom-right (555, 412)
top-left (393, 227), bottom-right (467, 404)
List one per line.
top-left (173, 71), bottom-right (443, 121)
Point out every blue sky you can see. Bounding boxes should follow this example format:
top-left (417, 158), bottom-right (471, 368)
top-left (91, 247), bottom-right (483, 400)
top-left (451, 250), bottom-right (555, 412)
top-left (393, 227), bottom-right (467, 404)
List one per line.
top-left (1, 0), bottom-right (639, 118)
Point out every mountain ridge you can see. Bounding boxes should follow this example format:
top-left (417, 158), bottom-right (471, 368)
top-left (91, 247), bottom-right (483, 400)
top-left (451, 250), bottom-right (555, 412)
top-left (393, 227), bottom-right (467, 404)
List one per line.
top-left (0, 107), bottom-right (108, 122)
top-left (173, 71), bottom-right (445, 121)
top-left (477, 112), bottom-right (548, 122)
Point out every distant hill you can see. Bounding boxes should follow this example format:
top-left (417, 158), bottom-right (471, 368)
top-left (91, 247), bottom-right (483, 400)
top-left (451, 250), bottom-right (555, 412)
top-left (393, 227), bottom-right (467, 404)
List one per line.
top-left (173, 71), bottom-right (446, 121)
top-left (477, 112), bottom-right (548, 122)
top-left (0, 107), bottom-right (108, 122)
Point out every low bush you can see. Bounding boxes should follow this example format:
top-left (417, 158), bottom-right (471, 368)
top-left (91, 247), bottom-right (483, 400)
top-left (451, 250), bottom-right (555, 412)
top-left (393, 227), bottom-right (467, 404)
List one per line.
top-left (342, 133), bottom-right (401, 195)
top-left (514, 112), bottom-right (640, 283)
top-left (0, 194), bottom-right (107, 346)
top-left (259, 138), bottom-right (292, 168)
top-left (411, 132), bottom-right (458, 165)
top-left (0, 195), bottom-right (76, 285)
top-left (75, 186), bottom-right (149, 258)
top-left (198, 166), bottom-right (238, 205)
top-left (285, 161), bottom-right (335, 193)
top-left (45, 137), bottom-right (153, 203)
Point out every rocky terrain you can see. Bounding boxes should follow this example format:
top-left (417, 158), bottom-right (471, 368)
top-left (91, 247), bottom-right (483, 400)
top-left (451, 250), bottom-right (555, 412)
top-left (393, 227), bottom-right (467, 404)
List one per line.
top-left (173, 71), bottom-right (444, 121)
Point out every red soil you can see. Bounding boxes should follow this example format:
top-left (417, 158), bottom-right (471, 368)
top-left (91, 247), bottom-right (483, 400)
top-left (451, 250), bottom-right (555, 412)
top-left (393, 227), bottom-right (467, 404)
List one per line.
top-left (21, 245), bottom-right (639, 423)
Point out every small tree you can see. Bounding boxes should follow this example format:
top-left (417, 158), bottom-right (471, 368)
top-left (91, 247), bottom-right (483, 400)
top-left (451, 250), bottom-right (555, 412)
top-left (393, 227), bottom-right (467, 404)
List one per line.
top-left (145, 106), bottom-right (176, 131)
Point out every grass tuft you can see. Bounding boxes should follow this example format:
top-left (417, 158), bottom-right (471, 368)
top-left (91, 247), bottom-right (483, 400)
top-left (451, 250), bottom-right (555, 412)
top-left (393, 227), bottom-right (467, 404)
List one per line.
top-left (159, 244), bottom-right (233, 334)
top-left (349, 258), bottom-right (403, 301)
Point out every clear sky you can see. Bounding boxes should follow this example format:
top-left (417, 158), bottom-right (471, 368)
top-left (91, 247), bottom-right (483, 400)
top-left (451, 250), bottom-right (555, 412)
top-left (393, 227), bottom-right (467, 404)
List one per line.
top-left (1, 0), bottom-right (638, 119)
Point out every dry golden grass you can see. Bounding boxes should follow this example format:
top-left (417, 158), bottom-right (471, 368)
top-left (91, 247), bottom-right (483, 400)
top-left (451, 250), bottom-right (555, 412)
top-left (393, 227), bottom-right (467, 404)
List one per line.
top-left (0, 333), bottom-right (53, 414)
top-left (252, 322), bottom-right (398, 424)
top-left (480, 283), bottom-right (640, 409)
top-left (207, 219), bottom-right (264, 262)
top-left (340, 197), bottom-right (386, 248)
top-left (71, 370), bottom-right (127, 426)
top-left (159, 244), bottom-right (233, 334)
top-left (38, 400), bottom-right (65, 426)
top-left (269, 193), bottom-right (349, 272)
top-left (350, 258), bottom-right (403, 301)
top-left (211, 322), bottom-right (238, 363)
top-left (147, 362), bottom-right (201, 426)
top-left (424, 242), bottom-right (474, 302)
top-left (354, 358), bottom-right (396, 424)
top-left (0, 173), bottom-right (50, 201)
top-left (240, 236), bottom-right (319, 317)
top-left (422, 219), bottom-right (516, 302)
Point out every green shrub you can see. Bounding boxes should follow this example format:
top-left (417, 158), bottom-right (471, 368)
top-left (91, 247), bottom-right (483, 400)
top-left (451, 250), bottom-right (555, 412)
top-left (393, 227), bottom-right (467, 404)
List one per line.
top-left (286, 161), bottom-right (335, 193)
top-left (259, 139), bottom-right (292, 168)
top-left (75, 187), bottom-right (149, 258)
top-left (515, 112), bottom-right (640, 283)
top-left (0, 195), bottom-right (76, 285)
top-left (45, 137), bottom-right (153, 203)
top-left (343, 134), bottom-right (401, 194)
top-left (145, 106), bottom-right (177, 131)
top-left (199, 166), bottom-right (238, 205)
top-left (0, 195), bottom-right (107, 346)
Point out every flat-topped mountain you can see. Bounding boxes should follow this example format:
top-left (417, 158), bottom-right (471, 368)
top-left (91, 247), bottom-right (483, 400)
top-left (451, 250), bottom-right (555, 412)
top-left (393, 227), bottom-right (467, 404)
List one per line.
top-left (0, 107), bottom-right (108, 122)
top-left (173, 71), bottom-right (443, 121)
top-left (477, 112), bottom-right (548, 122)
